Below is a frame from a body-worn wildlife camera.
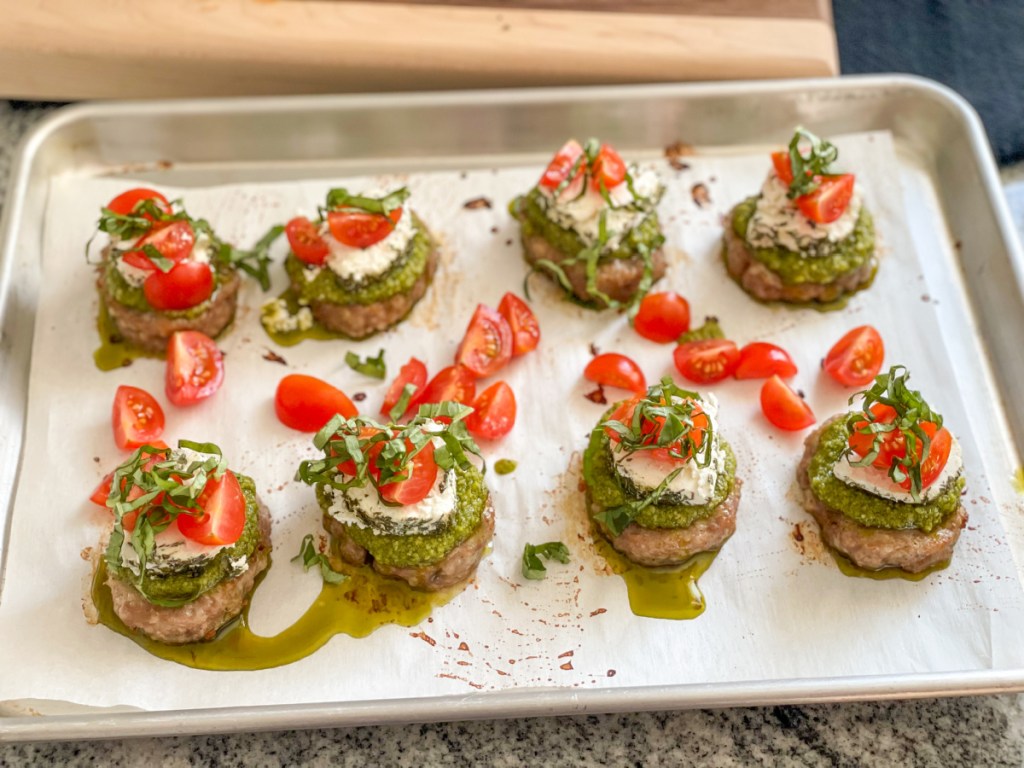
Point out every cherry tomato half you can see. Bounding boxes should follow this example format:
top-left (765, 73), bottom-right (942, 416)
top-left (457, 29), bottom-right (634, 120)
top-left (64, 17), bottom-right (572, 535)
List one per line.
top-left (106, 188), bottom-right (171, 220)
top-left (372, 441), bottom-right (438, 506)
top-left (734, 342), bottom-right (798, 380)
top-left (539, 139), bottom-right (584, 190)
top-left (591, 143), bottom-right (627, 190)
top-left (848, 403), bottom-right (902, 469)
top-left (466, 381), bottom-right (517, 440)
top-left (497, 292), bottom-right (540, 356)
top-left (112, 385), bottom-right (165, 450)
top-left (673, 339), bottom-right (740, 384)
top-left (606, 396), bottom-right (708, 463)
top-left (584, 353), bottom-right (646, 394)
top-left (909, 426), bottom-right (952, 491)
top-left (165, 331), bottom-right (225, 407)
top-left (771, 151), bottom-right (794, 185)
top-left (796, 174), bottom-right (855, 224)
top-left (122, 219), bottom-right (195, 271)
top-left (381, 357), bottom-right (428, 419)
top-left (286, 216), bottom-right (329, 266)
top-left (176, 469), bottom-right (247, 546)
top-left (327, 208), bottom-right (401, 249)
top-left (760, 375), bottom-right (815, 431)
top-left (275, 373), bottom-right (358, 432)
top-left (143, 261), bottom-right (214, 311)
top-left (633, 291), bottom-right (691, 344)
top-left (823, 325), bottom-right (885, 388)
top-left (455, 304), bottom-right (513, 378)
top-left (418, 365), bottom-right (477, 407)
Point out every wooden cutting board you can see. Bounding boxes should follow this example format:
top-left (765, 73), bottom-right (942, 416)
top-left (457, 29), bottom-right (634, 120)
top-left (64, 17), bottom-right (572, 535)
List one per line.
top-left (0, 0), bottom-right (837, 100)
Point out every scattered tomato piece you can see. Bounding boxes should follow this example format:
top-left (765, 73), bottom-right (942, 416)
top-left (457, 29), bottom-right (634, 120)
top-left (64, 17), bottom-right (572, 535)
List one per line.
top-left (673, 339), bottom-right (740, 384)
top-left (584, 353), bottom-right (646, 394)
top-left (112, 385), bottom-right (165, 450)
top-left (760, 376), bottom-right (815, 431)
top-left (497, 293), bottom-right (540, 356)
top-left (418, 365), bottom-right (477, 407)
top-left (275, 373), bottom-right (358, 432)
top-left (166, 331), bottom-right (224, 407)
top-left (381, 357), bottom-right (428, 418)
top-left (286, 216), bottom-right (329, 266)
top-left (823, 325), bottom-right (885, 387)
top-left (633, 292), bottom-right (691, 344)
top-left (734, 342), bottom-right (798, 380)
top-left (456, 304), bottom-right (513, 378)
top-left (466, 381), bottom-right (517, 440)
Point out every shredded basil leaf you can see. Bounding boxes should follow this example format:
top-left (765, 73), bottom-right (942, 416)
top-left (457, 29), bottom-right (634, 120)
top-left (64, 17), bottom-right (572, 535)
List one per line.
top-left (595, 467), bottom-right (685, 537)
top-left (389, 382), bottom-right (418, 422)
top-left (522, 541), bottom-right (571, 580)
top-left (292, 534), bottom-right (347, 584)
top-left (323, 187), bottom-right (410, 218)
top-left (785, 127), bottom-right (840, 199)
top-left (345, 349), bottom-right (386, 380)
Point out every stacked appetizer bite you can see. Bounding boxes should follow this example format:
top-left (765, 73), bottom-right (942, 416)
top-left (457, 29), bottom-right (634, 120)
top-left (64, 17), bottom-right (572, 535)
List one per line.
top-left (273, 187), bottom-right (437, 338)
top-left (297, 404), bottom-right (494, 590)
top-left (95, 187), bottom-right (274, 353)
top-left (97, 442), bottom-right (271, 644)
top-left (724, 129), bottom-right (876, 305)
top-left (798, 366), bottom-right (967, 573)
top-left (511, 139), bottom-right (666, 309)
top-left (583, 378), bottom-right (741, 566)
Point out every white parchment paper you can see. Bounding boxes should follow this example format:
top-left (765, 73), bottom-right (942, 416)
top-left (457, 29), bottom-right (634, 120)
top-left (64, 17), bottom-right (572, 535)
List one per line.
top-left (2, 132), bottom-right (1023, 711)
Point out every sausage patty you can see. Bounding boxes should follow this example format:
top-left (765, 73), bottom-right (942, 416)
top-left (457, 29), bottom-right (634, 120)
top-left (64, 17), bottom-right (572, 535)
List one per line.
top-left (106, 503), bottom-right (272, 645)
top-left (98, 258), bottom-right (240, 354)
top-left (797, 417), bottom-right (968, 573)
top-left (323, 500), bottom-right (494, 591)
top-left (722, 207), bottom-right (876, 304)
top-left (589, 479), bottom-right (742, 567)
top-left (522, 232), bottom-right (666, 308)
top-left (307, 246), bottom-right (439, 339)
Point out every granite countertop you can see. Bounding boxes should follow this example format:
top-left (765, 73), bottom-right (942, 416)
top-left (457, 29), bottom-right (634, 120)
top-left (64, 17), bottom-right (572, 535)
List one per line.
top-left (1, 101), bottom-right (1023, 767)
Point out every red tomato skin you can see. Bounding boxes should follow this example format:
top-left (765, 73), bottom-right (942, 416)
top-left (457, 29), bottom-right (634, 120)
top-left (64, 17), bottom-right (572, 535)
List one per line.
top-left (633, 292), bottom-right (691, 344)
top-left (418, 365), bottom-right (477, 407)
top-left (771, 152), bottom-right (794, 185)
top-left (539, 140), bottom-right (584, 190)
top-left (165, 331), bottom-right (225, 407)
top-left (796, 174), bottom-right (855, 224)
top-left (275, 374), bottom-right (358, 432)
top-left (900, 426), bottom-right (952, 491)
top-left (176, 470), bottom-right (246, 546)
top-left (673, 340), bottom-right (740, 384)
top-left (455, 304), bottom-right (513, 378)
top-left (583, 353), bottom-right (647, 394)
top-left (734, 342), bottom-right (798, 380)
top-left (381, 357), bottom-right (428, 418)
top-left (374, 441), bottom-right (438, 506)
top-left (286, 217), bottom-right (329, 266)
top-left (466, 381), bottom-right (517, 440)
top-left (143, 261), bottom-right (214, 311)
top-left (591, 143), bottom-right (627, 190)
top-left (107, 188), bottom-right (171, 218)
top-left (112, 385), bottom-right (165, 450)
top-left (760, 375), bottom-right (815, 431)
top-left (90, 472), bottom-right (115, 506)
top-left (327, 209), bottom-right (401, 249)
top-left (497, 293), bottom-right (540, 356)
top-left (823, 325), bottom-right (885, 388)
top-left (122, 220), bottom-right (196, 271)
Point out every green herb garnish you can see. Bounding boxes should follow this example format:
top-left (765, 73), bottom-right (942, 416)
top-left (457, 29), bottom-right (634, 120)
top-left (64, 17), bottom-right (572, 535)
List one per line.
top-left (783, 127), bottom-right (839, 199)
top-left (677, 317), bottom-right (724, 345)
top-left (522, 541), bottom-right (571, 580)
top-left (345, 349), bottom-right (386, 380)
top-left (844, 365), bottom-right (943, 501)
top-left (323, 187), bottom-right (410, 219)
top-left (292, 534), bottom-right (347, 584)
top-left (388, 382), bottom-right (418, 422)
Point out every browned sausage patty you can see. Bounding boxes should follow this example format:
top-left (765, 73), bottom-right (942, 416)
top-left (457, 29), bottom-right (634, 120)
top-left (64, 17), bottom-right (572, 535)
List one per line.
top-left (721, 206), bottom-right (876, 304)
top-left (106, 504), bottom-right (272, 645)
top-left (98, 259), bottom-right (240, 354)
top-left (522, 232), bottom-right (666, 308)
top-left (307, 246), bottom-right (439, 339)
top-left (797, 418), bottom-right (968, 573)
top-left (588, 479), bottom-right (742, 567)
top-left (323, 500), bottom-right (494, 591)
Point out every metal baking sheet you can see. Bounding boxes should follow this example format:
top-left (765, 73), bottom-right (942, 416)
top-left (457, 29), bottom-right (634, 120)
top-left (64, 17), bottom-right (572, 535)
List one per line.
top-left (1, 76), bottom-right (1023, 741)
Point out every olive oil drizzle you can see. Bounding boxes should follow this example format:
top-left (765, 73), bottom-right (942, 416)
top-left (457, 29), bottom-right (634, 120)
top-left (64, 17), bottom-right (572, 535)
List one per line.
top-left (592, 532), bottom-right (719, 621)
top-left (828, 547), bottom-right (949, 582)
top-left (93, 301), bottom-right (162, 371)
top-left (92, 555), bottom-right (462, 671)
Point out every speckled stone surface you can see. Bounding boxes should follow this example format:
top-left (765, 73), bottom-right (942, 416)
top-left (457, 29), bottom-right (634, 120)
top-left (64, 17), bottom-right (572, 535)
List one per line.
top-left (2, 100), bottom-right (1024, 766)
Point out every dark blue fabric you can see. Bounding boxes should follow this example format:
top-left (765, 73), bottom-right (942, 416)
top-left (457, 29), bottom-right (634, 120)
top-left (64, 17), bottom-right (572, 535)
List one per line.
top-left (834, 0), bottom-right (1024, 164)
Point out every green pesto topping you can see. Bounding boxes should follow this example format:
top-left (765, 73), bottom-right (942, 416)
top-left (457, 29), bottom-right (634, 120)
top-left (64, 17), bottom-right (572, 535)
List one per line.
top-left (731, 196), bottom-right (875, 285)
top-left (808, 418), bottom-right (965, 532)
top-left (582, 418), bottom-right (736, 531)
top-left (678, 318), bottom-right (725, 344)
top-left (318, 463), bottom-right (488, 568)
top-left (284, 216), bottom-right (433, 307)
top-left (103, 254), bottom-right (235, 320)
top-left (494, 459), bottom-right (518, 475)
top-left (108, 474), bottom-right (263, 607)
